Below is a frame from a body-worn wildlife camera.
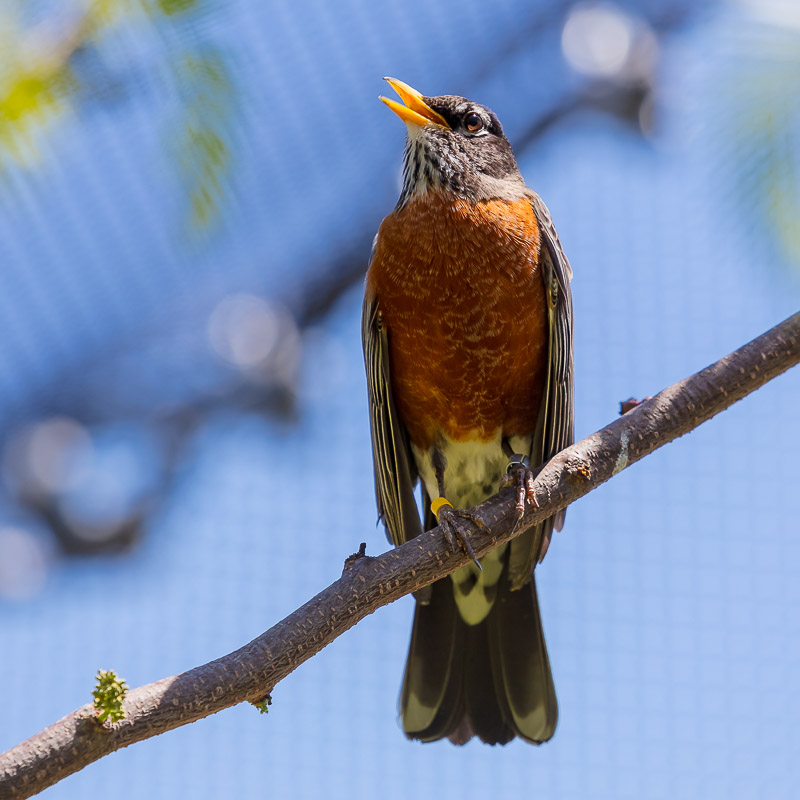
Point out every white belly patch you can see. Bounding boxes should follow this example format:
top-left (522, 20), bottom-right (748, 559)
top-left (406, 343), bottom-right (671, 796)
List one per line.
top-left (411, 431), bottom-right (532, 625)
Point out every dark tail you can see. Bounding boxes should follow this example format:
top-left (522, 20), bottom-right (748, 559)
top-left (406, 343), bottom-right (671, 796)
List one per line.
top-left (399, 570), bottom-right (557, 745)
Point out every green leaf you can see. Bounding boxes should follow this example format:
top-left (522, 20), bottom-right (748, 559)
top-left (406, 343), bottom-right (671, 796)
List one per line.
top-left (252, 694), bottom-right (272, 715)
top-left (92, 669), bottom-right (128, 723)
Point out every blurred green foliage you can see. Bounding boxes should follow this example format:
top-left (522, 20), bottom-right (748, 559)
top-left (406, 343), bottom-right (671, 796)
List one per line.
top-left (711, 18), bottom-right (800, 273)
top-left (174, 51), bottom-right (236, 230)
top-left (738, 53), bottom-right (800, 267)
top-left (158, 0), bottom-right (199, 15)
top-left (0, 0), bottom-right (235, 233)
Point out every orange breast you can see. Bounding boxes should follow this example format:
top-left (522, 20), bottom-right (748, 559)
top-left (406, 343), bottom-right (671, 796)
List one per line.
top-left (366, 191), bottom-right (548, 451)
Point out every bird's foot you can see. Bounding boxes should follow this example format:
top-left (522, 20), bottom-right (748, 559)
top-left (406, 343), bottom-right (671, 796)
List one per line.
top-left (501, 454), bottom-right (540, 518)
top-left (431, 497), bottom-right (483, 569)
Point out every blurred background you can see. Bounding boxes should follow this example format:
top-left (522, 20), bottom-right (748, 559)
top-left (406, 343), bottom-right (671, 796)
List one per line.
top-left (1, 0), bottom-right (799, 797)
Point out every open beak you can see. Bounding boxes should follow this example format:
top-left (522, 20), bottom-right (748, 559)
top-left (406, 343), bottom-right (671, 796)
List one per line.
top-left (380, 78), bottom-right (449, 129)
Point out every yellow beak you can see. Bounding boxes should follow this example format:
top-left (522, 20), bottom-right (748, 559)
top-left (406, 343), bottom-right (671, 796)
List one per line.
top-left (379, 77), bottom-right (449, 129)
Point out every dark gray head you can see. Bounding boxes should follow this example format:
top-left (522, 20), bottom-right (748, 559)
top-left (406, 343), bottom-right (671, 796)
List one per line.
top-left (380, 78), bottom-right (527, 207)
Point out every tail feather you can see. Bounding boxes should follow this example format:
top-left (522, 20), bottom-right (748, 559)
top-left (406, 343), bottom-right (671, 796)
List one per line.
top-left (400, 571), bottom-right (557, 745)
top-left (462, 619), bottom-right (515, 745)
top-left (400, 577), bottom-right (465, 741)
top-left (488, 574), bottom-right (558, 743)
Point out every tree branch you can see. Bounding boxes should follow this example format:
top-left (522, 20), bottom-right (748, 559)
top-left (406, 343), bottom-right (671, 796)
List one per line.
top-left (2, 312), bottom-right (798, 798)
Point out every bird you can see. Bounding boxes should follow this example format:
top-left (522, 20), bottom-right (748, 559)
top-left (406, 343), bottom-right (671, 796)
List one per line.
top-left (363, 78), bottom-right (574, 745)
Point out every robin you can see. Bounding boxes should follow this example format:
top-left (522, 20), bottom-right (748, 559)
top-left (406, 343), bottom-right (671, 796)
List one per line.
top-left (363, 78), bottom-right (574, 745)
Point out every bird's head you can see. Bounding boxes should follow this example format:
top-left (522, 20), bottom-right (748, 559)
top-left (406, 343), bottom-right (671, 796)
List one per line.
top-left (380, 78), bottom-right (526, 207)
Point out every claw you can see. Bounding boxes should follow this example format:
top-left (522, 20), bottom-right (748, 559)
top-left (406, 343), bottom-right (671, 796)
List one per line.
top-left (504, 453), bottom-right (539, 517)
top-left (441, 521), bottom-right (456, 549)
top-left (525, 472), bottom-right (538, 508)
top-left (434, 503), bottom-right (483, 570)
top-left (515, 482), bottom-right (525, 516)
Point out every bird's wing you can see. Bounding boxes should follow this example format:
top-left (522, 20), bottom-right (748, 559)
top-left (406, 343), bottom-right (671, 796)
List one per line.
top-left (362, 290), bottom-right (423, 547)
top-left (508, 193), bottom-right (575, 586)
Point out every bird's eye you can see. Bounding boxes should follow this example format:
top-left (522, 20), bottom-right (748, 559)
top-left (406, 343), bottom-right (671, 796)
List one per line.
top-left (463, 112), bottom-right (484, 133)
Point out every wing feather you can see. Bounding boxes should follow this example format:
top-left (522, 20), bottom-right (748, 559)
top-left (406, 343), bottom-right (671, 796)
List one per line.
top-left (508, 194), bottom-right (575, 586)
top-left (362, 292), bottom-right (422, 547)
